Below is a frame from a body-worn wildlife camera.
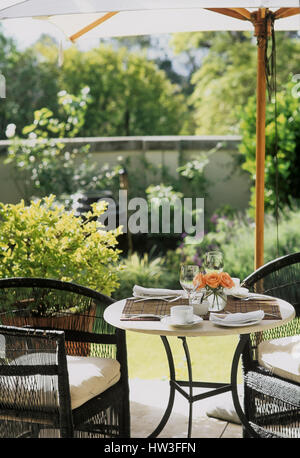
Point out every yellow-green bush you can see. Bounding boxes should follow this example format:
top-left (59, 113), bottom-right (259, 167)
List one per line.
top-left (0, 195), bottom-right (122, 303)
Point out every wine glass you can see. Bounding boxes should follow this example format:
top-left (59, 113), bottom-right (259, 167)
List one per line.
top-left (180, 265), bottom-right (200, 304)
top-left (204, 251), bottom-right (224, 273)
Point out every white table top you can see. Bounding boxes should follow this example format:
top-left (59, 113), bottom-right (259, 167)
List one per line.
top-left (104, 297), bottom-right (296, 337)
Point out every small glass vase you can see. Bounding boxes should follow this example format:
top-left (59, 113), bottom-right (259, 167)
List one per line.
top-left (204, 290), bottom-right (226, 312)
top-left (190, 293), bottom-right (209, 316)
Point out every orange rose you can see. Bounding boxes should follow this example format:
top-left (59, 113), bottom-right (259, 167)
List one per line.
top-left (193, 273), bottom-right (206, 290)
top-left (219, 272), bottom-right (235, 289)
top-left (204, 272), bottom-right (220, 289)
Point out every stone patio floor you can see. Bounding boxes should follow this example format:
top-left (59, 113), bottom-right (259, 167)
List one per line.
top-left (129, 379), bottom-right (242, 438)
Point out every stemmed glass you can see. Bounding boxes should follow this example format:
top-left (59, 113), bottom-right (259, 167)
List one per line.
top-left (204, 251), bottom-right (224, 273)
top-left (180, 265), bottom-right (200, 304)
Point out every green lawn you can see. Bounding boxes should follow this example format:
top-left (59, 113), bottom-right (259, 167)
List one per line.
top-left (126, 331), bottom-right (243, 383)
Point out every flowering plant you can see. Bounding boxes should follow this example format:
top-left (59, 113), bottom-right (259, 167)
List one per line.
top-left (193, 272), bottom-right (235, 310)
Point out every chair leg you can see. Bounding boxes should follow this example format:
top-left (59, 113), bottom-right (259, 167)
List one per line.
top-left (31, 424), bottom-right (41, 438)
top-left (120, 395), bottom-right (131, 437)
top-left (60, 426), bottom-right (74, 438)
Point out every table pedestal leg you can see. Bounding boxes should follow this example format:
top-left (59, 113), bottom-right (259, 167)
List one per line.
top-left (179, 336), bottom-right (193, 438)
top-left (148, 336), bottom-right (176, 438)
top-left (148, 335), bottom-right (232, 438)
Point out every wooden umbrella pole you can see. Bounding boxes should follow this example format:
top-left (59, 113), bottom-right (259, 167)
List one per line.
top-left (252, 11), bottom-right (272, 270)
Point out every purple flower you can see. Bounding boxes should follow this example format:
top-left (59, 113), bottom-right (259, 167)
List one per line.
top-left (210, 214), bottom-right (218, 224)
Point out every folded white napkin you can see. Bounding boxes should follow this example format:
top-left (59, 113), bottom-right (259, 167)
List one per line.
top-left (223, 287), bottom-right (249, 297)
top-left (210, 310), bottom-right (264, 324)
top-left (133, 285), bottom-right (186, 298)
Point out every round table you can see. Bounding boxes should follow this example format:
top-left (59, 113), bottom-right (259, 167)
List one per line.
top-left (104, 297), bottom-right (295, 438)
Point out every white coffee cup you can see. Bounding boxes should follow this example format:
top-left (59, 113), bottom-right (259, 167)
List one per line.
top-left (170, 305), bottom-right (193, 324)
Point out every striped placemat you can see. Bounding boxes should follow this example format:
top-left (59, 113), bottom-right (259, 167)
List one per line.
top-left (121, 296), bottom-right (282, 321)
top-left (121, 298), bottom-right (187, 321)
top-left (210, 296), bottom-right (282, 321)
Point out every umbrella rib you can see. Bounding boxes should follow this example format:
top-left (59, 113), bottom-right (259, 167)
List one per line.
top-left (205, 8), bottom-right (249, 21)
top-left (274, 7), bottom-right (300, 19)
top-left (69, 11), bottom-right (119, 42)
top-left (230, 8), bottom-right (252, 20)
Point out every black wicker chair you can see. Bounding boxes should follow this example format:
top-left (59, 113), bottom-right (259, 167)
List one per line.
top-left (241, 253), bottom-right (300, 438)
top-left (0, 277), bottom-right (130, 438)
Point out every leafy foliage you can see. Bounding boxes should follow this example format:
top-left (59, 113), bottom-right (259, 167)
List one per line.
top-left (0, 33), bottom-right (60, 138)
top-left (163, 205), bottom-right (300, 282)
top-left (113, 252), bottom-right (178, 300)
top-left (171, 31), bottom-right (300, 134)
top-left (0, 31), bottom-right (189, 138)
top-left (239, 79), bottom-right (300, 214)
top-left (5, 87), bottom-right (98, 203)
top-left (0, 195), bottom-right (122, 308)
top-left (60, 45), bottom-right (188, 137)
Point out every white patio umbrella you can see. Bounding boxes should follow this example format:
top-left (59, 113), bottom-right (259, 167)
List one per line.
top-left (1, 1), bottom-right (299, 269)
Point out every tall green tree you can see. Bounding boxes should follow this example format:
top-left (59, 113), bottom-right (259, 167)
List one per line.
top-left (59, 45), bottom-right (188, 136)
top-left (239, 79), bottom-right (300, 215)
top-left (1, 31), bottom-right (189, 139)
top-left (171, 31), bottom-right (300, 135)
top-left (0, 31), bottom-right (60, 139)
top-left (109, 35), bottom-right (191, 94)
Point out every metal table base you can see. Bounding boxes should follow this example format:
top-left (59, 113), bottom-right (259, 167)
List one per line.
top-left (148, 334), bottom-right (259, 438)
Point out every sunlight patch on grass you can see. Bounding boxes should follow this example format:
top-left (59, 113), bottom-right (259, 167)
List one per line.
top-left (126, 331), bottom-right (243, 383)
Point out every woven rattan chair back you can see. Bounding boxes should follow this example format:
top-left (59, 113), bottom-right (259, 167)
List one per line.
top-left (241, 253), bottom-right (300, 438)
top-left (0, 325), bottom-right (73, 437)
top-left (0, 277), bottom-right (130, 438)
top-left (243, 252), bottom-right (300, 342)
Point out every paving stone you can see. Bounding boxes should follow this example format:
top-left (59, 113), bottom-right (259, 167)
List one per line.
top-left (129, 379), bottom-right (242, 438)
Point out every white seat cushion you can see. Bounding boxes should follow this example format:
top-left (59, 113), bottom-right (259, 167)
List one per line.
top-left (67, 355), bottom-right (121, 409)
top-left (1, 354), bottom-right (121, 410)
top-left (205, 385), bottom-right (243, 424)
top-left (258, 335), bottom-right (300, 384)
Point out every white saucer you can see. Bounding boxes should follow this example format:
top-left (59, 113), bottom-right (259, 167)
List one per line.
top-left (161, 315), bottom-right (203, 328)
top-left (209, 317), bottom-right (263, 327)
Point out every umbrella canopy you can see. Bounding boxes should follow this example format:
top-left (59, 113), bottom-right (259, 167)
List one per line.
top-left (1, 2), bottom-right (299, 269)
top-left (1, 2), bottom-right (299, 38)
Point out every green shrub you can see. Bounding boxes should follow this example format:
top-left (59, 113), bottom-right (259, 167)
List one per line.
top-left (0, 195), bottom-right (122, 313)
top-left (221, 209), bottom-right (300, 279)
top-left (5, 87), bottom-right (103, 203)
top-left (171, 206), bottom-right (300, 281)
top-left (113, 252), bottom-right (179, 300)
top-left (239, 79), bottom-right (300, 215)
